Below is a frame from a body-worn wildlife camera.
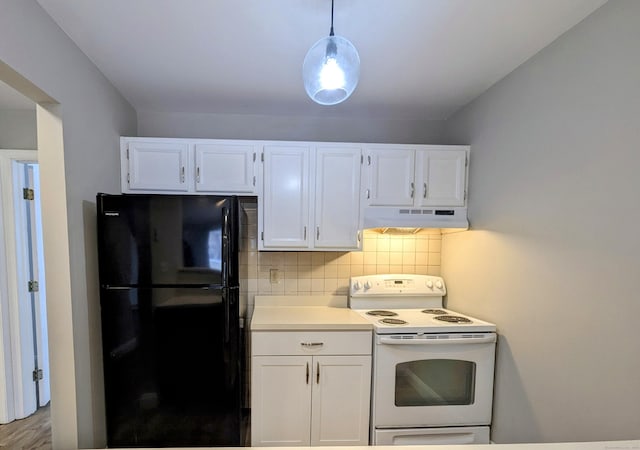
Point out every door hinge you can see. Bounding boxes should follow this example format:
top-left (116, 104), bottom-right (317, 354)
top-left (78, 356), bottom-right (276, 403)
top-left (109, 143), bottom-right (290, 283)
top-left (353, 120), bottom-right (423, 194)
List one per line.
top-left (126, 147), bottom-right (130, 159)
top-left (261, 153), bottom-right (264, 162)
top-left (253, 152), bottom-right (256, 162)
top-left (28, 280), bottom-right (39, 292)
top-left (32, 369), bottom-right (43, 382)
top-left (360, 154), bottom-right (364, 164)
top-left (23, 188), bottom-right (34, 200)
top-left (464, 190), bottom-right (467, 201)
top-left (465, 155), bottom-right (468, 167)
top-left (253, 175), bottom-right (256, 186)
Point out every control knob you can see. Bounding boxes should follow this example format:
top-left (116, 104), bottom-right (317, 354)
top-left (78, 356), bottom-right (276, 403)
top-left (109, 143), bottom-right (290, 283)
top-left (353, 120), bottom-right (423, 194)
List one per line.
top-left (435, 280), bottom-right (444, 289)
top-left (364, 281), bottom-right (372, 290)
top-left (353, 281), bottom-right (362, 291)
top-left (426, 280), bottom-right (434, 289)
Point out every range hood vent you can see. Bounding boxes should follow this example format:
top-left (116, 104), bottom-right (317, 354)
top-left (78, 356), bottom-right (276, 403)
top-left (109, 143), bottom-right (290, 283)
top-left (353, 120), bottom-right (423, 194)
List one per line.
top-left (363, 206), bottom-right (469, 230)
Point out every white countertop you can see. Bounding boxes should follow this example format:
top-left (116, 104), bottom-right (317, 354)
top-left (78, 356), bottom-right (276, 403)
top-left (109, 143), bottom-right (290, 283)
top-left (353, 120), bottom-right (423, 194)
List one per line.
top-left (114, 439), bottom-right (640, 450)
top-left (250, 295), bottom-right (372, 331)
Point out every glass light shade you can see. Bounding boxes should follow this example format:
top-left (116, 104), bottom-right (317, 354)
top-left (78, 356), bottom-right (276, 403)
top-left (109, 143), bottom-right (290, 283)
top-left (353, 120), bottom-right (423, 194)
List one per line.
top-left (303, 35), bottom-right (360, 105)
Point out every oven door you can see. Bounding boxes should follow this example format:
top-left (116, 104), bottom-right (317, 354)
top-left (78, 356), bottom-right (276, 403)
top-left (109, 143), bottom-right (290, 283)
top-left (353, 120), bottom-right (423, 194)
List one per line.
top-left (372, 333), bottom-right (496, 428)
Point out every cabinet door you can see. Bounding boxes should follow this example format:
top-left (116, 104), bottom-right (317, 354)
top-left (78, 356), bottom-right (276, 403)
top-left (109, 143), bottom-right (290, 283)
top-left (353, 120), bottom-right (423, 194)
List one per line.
top-left (251, 356), bottom-right (312, 446)
top-left (367, 148), bottom-right (415, 206)
top-left (310, 355), bottom-right (371, 446)
top-left (126, 141), bottom-right (189, 191)
top-left (194, 143), bottom-right (256, 193)
top-left (261, 145), bottom-right (310, 249)
top-left (314, 147), bottom-right (362, 249)
top-left (416, 148), bottom-right (467, 206)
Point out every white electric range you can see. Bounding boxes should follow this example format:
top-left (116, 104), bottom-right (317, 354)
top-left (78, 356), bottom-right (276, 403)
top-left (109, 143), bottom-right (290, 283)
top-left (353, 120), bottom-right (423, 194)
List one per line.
top-left (349, 274), bottom-right (497, 446)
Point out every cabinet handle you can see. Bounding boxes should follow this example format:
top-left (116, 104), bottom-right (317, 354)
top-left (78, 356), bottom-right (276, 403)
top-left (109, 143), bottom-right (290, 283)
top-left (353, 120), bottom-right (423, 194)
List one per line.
top-left (180, 166), bottom-right (185, 183)
top-left (303, 226), bottom-right (307, 240)
top-left (301, 342), bottom-right (324, 348)
top-left (306, 362), bottom-right (309, 384)
top-left (410, 182), bottom-right (415, 198)
top-left (196, 167), bottom-right (200, 183)
top-left (423, 182), bottom-right (427, 198)
top-left (357, 230), bottom-right (361, 242)
top-left (317, 226), bottom-right (320, 240)
top-left (316, 362), bottom-right (320, 384)
top-left (366, 189), bottom-right (370, 199)
top-left (367, 155), bottom-right (371, 165)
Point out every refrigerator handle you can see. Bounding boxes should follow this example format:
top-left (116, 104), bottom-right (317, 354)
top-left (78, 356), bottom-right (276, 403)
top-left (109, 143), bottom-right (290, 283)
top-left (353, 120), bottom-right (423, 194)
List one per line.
top-left (222, 207), bottom-right (230, 285)
top-left (222, 288), bottom-right (230, 343)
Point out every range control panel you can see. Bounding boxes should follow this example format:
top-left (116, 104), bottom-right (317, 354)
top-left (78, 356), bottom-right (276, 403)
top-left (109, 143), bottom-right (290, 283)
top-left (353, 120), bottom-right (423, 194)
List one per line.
top-left (350, 274), bottom-right (446, 297)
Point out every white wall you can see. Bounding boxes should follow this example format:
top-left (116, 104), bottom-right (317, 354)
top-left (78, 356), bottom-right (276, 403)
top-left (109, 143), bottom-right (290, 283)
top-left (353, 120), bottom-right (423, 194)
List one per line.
top-left (0, 1), bottom-right (137, 448)
top-left (442, 0), bottom-right (640, 443)
top-left (0, 109), bottom-right (37, 149)
top-left (138, 110), bottom-right (446, 144)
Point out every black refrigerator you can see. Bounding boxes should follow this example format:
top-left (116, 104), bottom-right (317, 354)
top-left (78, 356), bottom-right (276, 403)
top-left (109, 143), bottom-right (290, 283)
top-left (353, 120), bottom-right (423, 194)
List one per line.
top-left (96, 193), bottom-right (243, 448)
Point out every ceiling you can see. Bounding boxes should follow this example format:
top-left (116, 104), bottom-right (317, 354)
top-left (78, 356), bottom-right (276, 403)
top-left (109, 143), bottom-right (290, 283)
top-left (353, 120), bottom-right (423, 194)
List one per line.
top-left (5, 0), bottom-right (608, 119)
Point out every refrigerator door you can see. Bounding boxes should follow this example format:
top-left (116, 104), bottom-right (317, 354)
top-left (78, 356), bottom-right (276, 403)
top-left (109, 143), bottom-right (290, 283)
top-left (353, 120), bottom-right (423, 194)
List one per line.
top-left (97, 194), bottom-right (238, 288)
top-left (101, 286), bottom-right (241, 447)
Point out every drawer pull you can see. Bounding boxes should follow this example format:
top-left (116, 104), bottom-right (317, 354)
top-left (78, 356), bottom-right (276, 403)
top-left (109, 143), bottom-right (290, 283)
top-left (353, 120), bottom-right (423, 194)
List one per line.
top-left (301, 342), bottom-right (324, 348)
top-left (306, 362), bottom-right (309, 384)
top-left (316, 362), bottom-right (320, 384)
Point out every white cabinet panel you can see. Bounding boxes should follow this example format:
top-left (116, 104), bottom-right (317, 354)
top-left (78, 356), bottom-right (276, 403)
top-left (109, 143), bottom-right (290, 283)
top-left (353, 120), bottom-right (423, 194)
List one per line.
top-left (195, 143), bottom-right (256, 193)
top-left (127, 141), bottom-right (189, 191)
top-left (416, 148), bottom-right (466, 206)
top-left (314, 147), bottom-right (362, 249)
top-left (251, 356), bottom-right (312, 446)
top-left (367, 148), bottom-right (415, 206)
top-left (262, 145), bottom-right (310, 249)
top-left (310, 355), bottom-right (371, 446)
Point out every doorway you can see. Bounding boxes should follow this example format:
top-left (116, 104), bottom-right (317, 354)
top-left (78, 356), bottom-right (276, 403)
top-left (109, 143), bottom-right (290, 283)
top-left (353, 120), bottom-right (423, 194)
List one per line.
top-left (0, 152), bottom-right (50, 423)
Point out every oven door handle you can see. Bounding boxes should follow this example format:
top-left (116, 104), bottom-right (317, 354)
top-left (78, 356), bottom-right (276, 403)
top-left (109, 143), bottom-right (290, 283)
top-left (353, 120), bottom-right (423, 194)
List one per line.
top-left (379, 335), bottom-right (496, 345)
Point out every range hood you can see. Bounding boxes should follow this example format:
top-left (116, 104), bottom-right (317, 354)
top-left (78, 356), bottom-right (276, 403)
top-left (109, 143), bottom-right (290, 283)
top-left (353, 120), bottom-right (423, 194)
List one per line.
top-left (363, 205), bottom-right (469, 231)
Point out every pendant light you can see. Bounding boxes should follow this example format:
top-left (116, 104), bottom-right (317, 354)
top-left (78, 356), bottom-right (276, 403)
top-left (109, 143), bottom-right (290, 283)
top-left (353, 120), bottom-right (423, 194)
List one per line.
top-left (303, 0), bottom-right (360, 105)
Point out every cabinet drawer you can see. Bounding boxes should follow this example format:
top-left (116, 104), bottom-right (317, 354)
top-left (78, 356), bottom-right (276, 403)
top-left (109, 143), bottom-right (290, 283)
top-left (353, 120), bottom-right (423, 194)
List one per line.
top-left (252, 331), bottom-right (371, 356)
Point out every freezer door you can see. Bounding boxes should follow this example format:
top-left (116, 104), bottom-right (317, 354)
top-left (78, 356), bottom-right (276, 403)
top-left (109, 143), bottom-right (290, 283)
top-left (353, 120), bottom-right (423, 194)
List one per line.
top-left (100, 286), bottom-right (241, 447)
top-left (97, 194), bottom-right (238, 287)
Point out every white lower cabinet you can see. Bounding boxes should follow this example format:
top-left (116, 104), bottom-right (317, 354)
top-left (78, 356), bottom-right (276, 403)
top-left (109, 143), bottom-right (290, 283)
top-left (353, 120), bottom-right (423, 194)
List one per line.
top-left (251, 331), bottom-right (371, 446)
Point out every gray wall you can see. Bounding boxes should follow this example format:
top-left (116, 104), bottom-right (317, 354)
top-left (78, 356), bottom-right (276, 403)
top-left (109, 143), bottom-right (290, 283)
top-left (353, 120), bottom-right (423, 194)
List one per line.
top-left (0, 109), bottom-right (36, 149)
top-left (442, 0), bottom-right (640, 443)
top-left (138, 110), bottom-right (446, 144)
top-left (0, 1), bottom-right (137, 447)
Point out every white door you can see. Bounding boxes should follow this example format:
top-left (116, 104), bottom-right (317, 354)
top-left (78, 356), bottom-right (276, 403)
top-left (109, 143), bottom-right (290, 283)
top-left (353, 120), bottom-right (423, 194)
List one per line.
top-left (194, 143), bottom-right (256, 193)
top-left (0, 157), bottom-right (50, 424)
top-left (314, 147), bottom-right (362, 250)
top-left (416, 148), bottom-right (467, 207)
top-left (261, 145), bottom-right (310, 249)
top-left (372, 333), bottom-right (496, 428)
top-left (310, 355), bottom-right (371, 446)
top-left (126, 141), bottom-right (189, 191)
top-left (251, 356), bottom-right (312, 446)
top-left (367, 148), bottom-right (416, 206)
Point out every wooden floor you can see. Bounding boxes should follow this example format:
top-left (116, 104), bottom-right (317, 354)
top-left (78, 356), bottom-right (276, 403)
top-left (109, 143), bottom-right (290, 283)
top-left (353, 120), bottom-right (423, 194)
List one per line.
top-left (0, 405), bottom-right (51, 450)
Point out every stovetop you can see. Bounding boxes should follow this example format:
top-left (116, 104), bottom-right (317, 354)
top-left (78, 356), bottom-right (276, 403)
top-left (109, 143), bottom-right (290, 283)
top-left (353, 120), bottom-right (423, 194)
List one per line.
top-left (353, 307), bottom-right (496, 334)
top-left (349, 274), bottom-right (496, 334)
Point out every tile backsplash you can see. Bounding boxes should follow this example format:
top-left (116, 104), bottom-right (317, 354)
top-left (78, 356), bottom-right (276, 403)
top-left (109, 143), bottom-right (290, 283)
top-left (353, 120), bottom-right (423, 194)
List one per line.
top-left (239, 200), bottom-right (442, 319)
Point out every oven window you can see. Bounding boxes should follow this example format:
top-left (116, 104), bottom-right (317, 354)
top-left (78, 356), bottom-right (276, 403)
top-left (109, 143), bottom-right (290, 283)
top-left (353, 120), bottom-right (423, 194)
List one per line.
top-left (395, 359), bottom-right (476, 406)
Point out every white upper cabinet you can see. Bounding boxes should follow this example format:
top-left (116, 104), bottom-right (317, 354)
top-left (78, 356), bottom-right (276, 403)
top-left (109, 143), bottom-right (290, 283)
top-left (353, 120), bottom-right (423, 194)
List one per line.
top-left (365, 145), bottom-right (468, 208)
top-left (314, 147), bottom-right (362, 249)
top-left (261, 144), bottom-right (311, 249)
top-left (366, 148), bottom-right (415, 206)
top-left (194, 143), bottom-right (257, 193)
top-left (259, 144), bottom-right (363, 251)
top-left (125, 140), bottom-right (190, 192)
top-left (415, 147), bottom-right (467, 206)
top-left (121, 137), bottom-right (258, 194)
